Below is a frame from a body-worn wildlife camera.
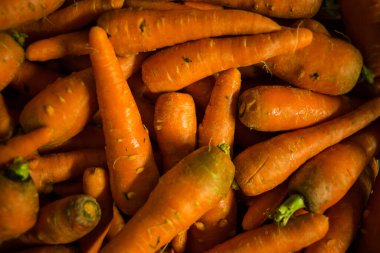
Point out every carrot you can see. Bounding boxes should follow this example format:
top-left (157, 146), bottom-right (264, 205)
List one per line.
top-left (15, 0), bottom-right (124, 40)
top-left (0, 0), bottom-right (65, 31)
top-left (89, 26), bottom-right (160, 215)
top-left (292, 18), bottom-right (330, 35)
top-left (133, 94), bottom-right (157, 141)
top-left (17, 194), bottom-right (101, 245)
top-left (182, 75), bottom-right (215, 111)
top-left (234, 96), bottom-right (380, 197)
top-left (272, 120), bottom-right (380, 226)
top-left (25, 30), bottom-right (91, 62)
top-left (142, 28), bottom-right (313, 93)
top-left (97, 8), bottom-right (281, 56)
top-left (184, 0), bottom-right (323, 18)
top-left (80, 167), bottom-right (114, 253)
top-left (106, 206), bottom-right (125, 241)
top-left (52, 180), bottom-right (83, 197)
top-left (242, 181), bottom-right (288, 230)
top-left (10, 245), bottom-right (79, 253)
top-left (10, 61), bottom-right (63, 97)
top-left (205, 213), bottom-right (329, 253)
top-left (183, 1), bottom-right (224, 10)
top-left (100, 145), bottom-right (235, 253)
top-left (170, 230), bottom-right (187, 253)
top-left (0, 158), bottom-right (39, 243)
top-left (0, 32), bottom-right (25, 91)
top-left (0, 94), bottom-right (14, 141)
top-left (264, 21), bottom-right (363, 95)
top-left (124, 0), bottom-right (193, 10)
top-left (0, 127), bottom-right (53, 167)
top-left (28, 148), bottom-right (107, 193)
top-left (305, 160), bottom-right (378, 253)
top-left (154, 92), bottom-right (197, 172)
top-left (238, 85), bottom-right (360, 131)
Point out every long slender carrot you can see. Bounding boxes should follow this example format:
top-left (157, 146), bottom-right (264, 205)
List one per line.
top-left (28, 148), bottom-right (106, 193)
top-left (0, 0), bottom-right (65, 31)
top-left (89, 26), bottom-right (160, 215)
top-left (272, 120), bottom-right (380, 225)
top-left (234, 96), bottom-right (380, 197)
top-left (0, 94), bottom-right (14, 141)
top-left (0, 127), bottom-right (53, 167)
top-left (205, 213), bottom-right (329, 253)
top-left (154, 92), bottom-right (197, 172)
top-left (97, 8), bottom-right (281, 56)
top-left (142, 28), bottom-right (313, 93)
top-left (238, 85), bottom-right (360, 131)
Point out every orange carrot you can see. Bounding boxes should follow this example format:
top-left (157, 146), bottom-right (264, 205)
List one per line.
top-left (0, 32), bottom-right (25, 91)
top-left (183, 1), bottom-right (224, 10)
top-left (205, 213), bottom-right (329, 253)
top-left (97, 8), bottom-right (281, 56)
top-left (142, 28), bottom-right (313, 93)
top-left (154, 92), bottom-right (197, 172)
top-left (0, 127), bottom-right (53, 167)
top-left (105, 206), bottom-right (125, 241)
top-left (182, 75), bottom-right (215, 111)
top-left (124, 0), bottom-right (192, 10)
top-left (133, 94), bottom-right (157, 141)
top-left (0, 94), bottom-right (14, 141)
top-left (100, 145), bottom-right (235, 253)
top-left (170, 230), bottom-right (188, 253)
top-left (0, 158), bottom-right (39, 243)
top-left (89, 26), bottom-right (160, 215)
top-left (234, 96), bottom-right (380, 197)
top-left (10, 245), bottom-right (79, 253)
top-left (238, 85), bottom-right (360, 131)
top-left (26, 30), bottom-right (91, 61)
top-left (28, 148), bottom-right (107, 193)
top-left (0, 0), bottom-right (65, 31)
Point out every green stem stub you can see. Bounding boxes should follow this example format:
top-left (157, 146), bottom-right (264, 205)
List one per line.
top-left (271, 194), bottom-right (306, 226)
top-left (5, 157), bottom-right (30, 182)
top-left (217, 143), bottom-right (230, 156)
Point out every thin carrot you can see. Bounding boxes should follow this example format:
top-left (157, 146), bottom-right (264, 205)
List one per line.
top-left (97, 8), bottom-right (281, 56)
top-left (10, 245), bottom-right (79, 253)
top-left (124, 0), bottom-right (192, 10)
top-left (0, 127), bottom-right (53, 167)
top-left (89, 26), bottom-right (160, 215)
top-left (234, 96), bottom-right (380, 197)
top-left (238, 85), bottom-right (360, 131)
top-left (182, 75), bottom-right (215, 111)
top-left (205, 213), bottom-right (329, 253)
top-left (183, 1), bottom-right (224, 10)
top-left (105, 206), bottom-right (125, 241)
top-left (154, 92), bottom-right (197, 172)
top-left (0, 32), bottom-right (25, 91)
top-left (0, 0), bottom-right (65, 31)
top-left (0, 158), bottom-right (39, 243)
top-left (0, 94), bottom-right (14, 141)
top-left (142, 28), bottom-right (313, 93)
top-left (272, 120), bottom-right (380, 225)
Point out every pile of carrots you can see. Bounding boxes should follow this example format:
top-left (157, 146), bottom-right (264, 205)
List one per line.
top-left (0, 0), bottom-right (379, 252)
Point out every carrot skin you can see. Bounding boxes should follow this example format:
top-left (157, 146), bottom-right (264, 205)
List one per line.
top-left (0, 94), bottom-right (14, 141)
top-left (142, 28), bottom-right (313, 93)
top-left (234, 96), bottom-right (380, 196)
top-left (105, 206), bottom-right (125, 241)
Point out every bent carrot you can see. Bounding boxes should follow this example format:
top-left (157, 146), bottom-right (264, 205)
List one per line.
top-left (0, 94), bottom-right (14, 141)
top-left (234, 96), bottom-right (380, 197)
top-left (100, 145), bottom-right (235, 253)
top-left (89, 26), bottom-right (160, 215)
top-left (142, 28), bottom-right (313, 93)
top-left (205, 213), bottom-right (329, 253)
top-left (97, 8), bottom-right (281, 55)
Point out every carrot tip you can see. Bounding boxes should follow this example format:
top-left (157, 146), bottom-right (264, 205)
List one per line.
top-left (271, 194), bottom-right (306, 226)
top-left (5, 157), bottom-right (30, 182)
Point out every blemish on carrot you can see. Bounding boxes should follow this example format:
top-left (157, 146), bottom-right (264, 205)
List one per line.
top-left (44, 105), bottom-right (55, 115)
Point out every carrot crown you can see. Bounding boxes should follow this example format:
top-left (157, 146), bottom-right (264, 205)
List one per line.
top-left (217, 143), bottom-right (230, 156)
top-left (4, 157), bottom-right (30, 182)
top-left (271, 193), bottom-right (306, 226)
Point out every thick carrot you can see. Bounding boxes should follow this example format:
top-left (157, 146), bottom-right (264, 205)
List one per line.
top-left (106, 206), bottom-right (125, 241)
top-left (0, 158), bottom-right (39, 243)
top-left (100, 145), bottom-right (235, 253)
top-left (0, 94), bottom-right (14, 141)
top-left (238, 85), bottom-right (360, 131)
top-left (185, 0), bottom-right (323, 18)
top-left (0, 32), bottom-right (25, 91)
top-left (28, 148), bottom-right (107, 193)
top-left (10, 245), bottom-right (79, 253)
top-left (0, 127), bottom-right (53, 167)
top-left (124, 0), bottom-right (192, 10)
top-left (15, 0), bottom-right (124, 40)
top-left (154, 92), bottom-right (197, 172)
top-left (272, 120), bottom-right (380, 225)
top-left (182, 75), bottom-right (215, 110)
top-left (198, 68), bottom-right (241, 155)
top-left (97, 8), bottom-right (281, 56)
top-left (0, 0), bottom-right (65, 31)
top-left (142, 28), bottom-right (313, 93)
top-left (89, 26), bottom-right (160, 215)
top-left (26, 30), bottom-right (91, 61)
top-left (234, 96), bottom-right (380, 197)
top-left (205, 213), bottom-right (329, 253)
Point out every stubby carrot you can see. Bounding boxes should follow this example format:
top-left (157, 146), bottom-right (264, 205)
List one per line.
top-left (142, 28), bottom-right (313, 93)
top-left (97, 8), bottom-right (281, 56)
top-left (238, 85), bottom-right (360, 131)
top-left (0, 94), bottom-right (14, 141)
top-left (234, 96), bottom-right (380, 197)
top-left (0, 158), bottom-right (39, 243)
top-left (205, 213), bottom-right (329, 253)
top-left (100, 145), bottom-right (235, 253)
top-left (0, 32), bottom-right (25, 91)
top-left (89, 26), bottom-right (160, 215)
top-left (0, 0), bottom-right (65, 31)
top-left (154, 92), bottom-right (197, 172)
top-left (182, 75), bottom-right (215, 111)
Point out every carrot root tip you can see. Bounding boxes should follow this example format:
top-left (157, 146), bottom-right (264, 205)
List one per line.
top-left (271, 194), bottom-right (306, 226)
